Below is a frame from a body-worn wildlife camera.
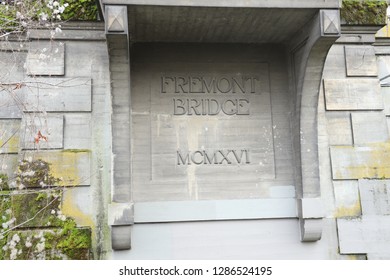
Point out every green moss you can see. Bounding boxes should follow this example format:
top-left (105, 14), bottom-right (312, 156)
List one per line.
top-left (341, 0), bottom-right (388, 25)
top-left (16, 159), bottom-right (61, 188)
top-left (62, 0), bottom-right (98, 21)
top-left (62, 149), bottom-right (92, 153)
top-left (0, 174), bottom-right (9, 191)
top-left (1, 219), bottom-right (91, 260)
top-left (11, 190), bottom-right (63, 228)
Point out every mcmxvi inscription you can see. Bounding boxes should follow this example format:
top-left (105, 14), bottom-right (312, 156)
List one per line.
top-left (150, 63), bottom-right (275, 182)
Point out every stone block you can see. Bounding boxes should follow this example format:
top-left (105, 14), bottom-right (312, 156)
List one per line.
top-left (0, 154), bottom-right (18, 179)
top-left (333, 181), bottom-right (361, 218)
top-left (326, 112), bottom-right (352, 145)
top-left (345, 46), bottom-right (378, 77)
top-left (0, 120), bottom-right (20, 153)
top-left (11, 190), bottom-right (62, 228)
top-left (351, 112), bottom-right (389, 144)
top-left (22, 78), bottom-right (92, 112)
top-left (108, 203), bottom-right (134, 226)
top-left (64, 114), bottom-right (91, 149)
top-left (324, 79), bottom-right (383, 110)
top-left (377, 55), bottom-right (390, 86)
top-left (2, 227), bottom-right (91, 260)
top-left (26, 41), bottom-right (65, 76)
top-left (300, 198), bottom-right (324, 219)
top-left (322, 45), bottom-right (346, 79)
top-left (359, 179), bottom-right (390, 216)
top-left (330, 145), bottom-right (390, 179)
top-left (0, 91), bottom-right (23, 119)
top-left (338, 216), bottom-right (390, 255)
top-left (23, 150), bottom-right (91, 186)
top-left (20, 114), bottom-right (64, 150)
top-left (382, 87), bottom-right (390, 116)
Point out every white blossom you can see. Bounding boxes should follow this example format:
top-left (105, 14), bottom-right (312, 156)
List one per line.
top-left (36, 242), bottom-right (45, 253)
top-left (10, 248), bottom-right (18, 260)
top-left (12, 234), bottom-right (20, 243)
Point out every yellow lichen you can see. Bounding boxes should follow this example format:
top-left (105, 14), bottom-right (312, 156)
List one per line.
top-left (25, 151), bottom-right (90, 187)
top-left (337, 142), bottom-right (390, 179)
top-left (61, 189), bottom-right (95, 229)
top-left (0, 134), bottom-right (19, 153)
top-left (334, 201), bottom-right (362, 218)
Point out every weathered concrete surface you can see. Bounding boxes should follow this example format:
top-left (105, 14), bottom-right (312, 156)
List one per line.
top-left (338, 216), bottom-right (390, 256)
top-left (102, 0), bottom-right (341, 8)
top-left (359, 180), bottom-right (390, 216)
top-left (351, 112), bottom-right (389, 144)
top-left (26, 41), bottom-right (65, 76)
top-left (22, 78), bottom-right (92, 112)
top-left (64, 114), bottom-right (92, 150)
top-left (330, 145), bottom-right (390, 180)
top-left (0, 120), bottom-right (20, 153)
top-left (324, 79), bottom-right (383, 110)
top-left (326, 112), bottom-right (353, 145)
top-left (20, 114), bottom-right (64, 150)
top-left (345, 46), bottom-right (378, 77)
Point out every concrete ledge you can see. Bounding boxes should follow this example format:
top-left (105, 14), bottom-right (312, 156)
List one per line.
top-left (102, 0), bottom-right (341, 8)
top-left (134, 199), bottom-right (297, 223)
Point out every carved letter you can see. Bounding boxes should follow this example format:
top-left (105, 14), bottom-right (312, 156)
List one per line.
top-left (219, 150), bottom-right (232, 164)
top-left (250, 77), bottom-right (260, 94)
top-left (232, 77), bottom-right (246, 93)
top-left (189, 77), bottom-right (203, 93)
top-left (177, 150), bottom-right (191, 165)
top-left (204, 150), bottom-right (217, 164)
top-left (174, 98), bottom-right (186, 115)
top-left (191, 151), bottom-right (204, 165)
top-left (175, 76), bottom-right (188, 93)
top-left (232, 150), bottom-right (244, 164)
top-left (208, 99), bottom-right (221, 115)
top-left (244, 150), bottom-right (250, 164)
top-left (188, 99), bottom-right (201, 115)
top-left (237, 99), bottom-right (250, 115)
top-left (161, 76), bottom-right (174, 93)
top-left (217, 77), bottom-right (233, 93)
top-left (202, 77), bottom-right (217, 93)
top-left (221, 99), bottom-right (237, 115)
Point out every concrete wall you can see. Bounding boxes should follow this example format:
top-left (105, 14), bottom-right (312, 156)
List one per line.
top-left (2, 21), bottom-right (390, 259)
top-left (0, 23), bottom-right (112, 259)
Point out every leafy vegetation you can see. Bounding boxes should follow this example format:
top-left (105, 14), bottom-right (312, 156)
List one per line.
top-left (341, 0), bottom-right (388, 25)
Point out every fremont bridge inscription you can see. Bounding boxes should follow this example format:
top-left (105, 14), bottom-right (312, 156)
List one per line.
top-left (150, 63), bottom-right (275, 182)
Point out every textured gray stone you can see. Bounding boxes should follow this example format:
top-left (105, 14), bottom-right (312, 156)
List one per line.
top-left (0, 119), bottom-right (20, 153)
top-left (382, 87), bottom-right (390, 116)
top-left (0, 154), bottom-right (18, 178)
top-left (20, 114), bottom-right (64, 150)
top-left (111, 225), bottom-right (131, 250)
top-left (108, 203), bottom-right (134, 225)
top-left (0, 91), bottom-right (23, 119)
top-left (351, 112), bottom-right (389, 144)
top-left (134, 199), bottom-right (297, 223)
top-left (26, 41), bottom-right (65, 76)
top-left (64, 114), bottom-right (91, 149)
top-left (333, 181), bottom-right (361, 218)
top-left (326, 112), bottom-right (352, 145)
top-left (324, 79), bottom-right (383, 110)
top-left (22, 78), bottom-right (92, 112)
top-left (23, 150), bottom-right (91, 186)
top-left (338, 216), bottom-right (390, 254)
top-left (359, 180), bottom-right (390, 216)
top-left (330, 145), bottom-right (390, 180)
top-left (345, 46), bottom-right (378, 77)
top-left (377, 55), bottom-right (390, 86)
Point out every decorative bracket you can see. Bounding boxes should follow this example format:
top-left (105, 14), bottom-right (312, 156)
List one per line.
top-left (104, 5), bottom-right (133, 250)
top-left (289, 9), bottom-right (340, 241)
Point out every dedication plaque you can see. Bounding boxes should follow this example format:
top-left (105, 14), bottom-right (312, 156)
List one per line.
top-left (132, 62), bottom-right (275, 200)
